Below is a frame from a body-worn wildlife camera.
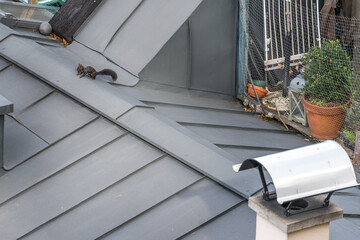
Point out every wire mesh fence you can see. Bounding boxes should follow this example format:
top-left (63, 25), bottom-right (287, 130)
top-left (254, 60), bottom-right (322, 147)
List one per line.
top-left (240, 0), bottom-right (360, 154)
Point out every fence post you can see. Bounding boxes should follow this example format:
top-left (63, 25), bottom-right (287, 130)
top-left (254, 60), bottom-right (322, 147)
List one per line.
top-left (354, 131), bottom-right (360, 166)
top-left (282, 0), bottom-right (292, 97)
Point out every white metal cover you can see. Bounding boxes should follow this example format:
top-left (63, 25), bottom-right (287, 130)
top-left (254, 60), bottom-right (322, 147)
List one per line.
top-left (233, 141), bottom-right (359, 204)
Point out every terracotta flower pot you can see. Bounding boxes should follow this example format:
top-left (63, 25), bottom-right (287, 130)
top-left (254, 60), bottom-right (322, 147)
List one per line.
top-left (248, 83), bottom-right (268, 98)
top-left (302, 95), bottom-right (347, 140)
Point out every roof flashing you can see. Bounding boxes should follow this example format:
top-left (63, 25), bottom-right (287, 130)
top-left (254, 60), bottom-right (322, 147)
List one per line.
top-left (0, 94), bottom-right (13, 115)
top-left (0, 94), bottom-right (13, 169)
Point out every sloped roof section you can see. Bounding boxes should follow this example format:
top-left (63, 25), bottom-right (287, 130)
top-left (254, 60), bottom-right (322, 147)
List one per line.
top-left (74, 0), bottom-right (143, 53)
top-left (0, 33), bottom-right (263, 199)
top-left (75, 0), bottom-right (203, 76)
top-left (0, 7), bottom-right (359, 239)
top-left (0, 36), bottom-right (147, 119)
top-left (0, 48), bottom-right (246, 239)
top-left (4, 115), bottom-right (48, 170)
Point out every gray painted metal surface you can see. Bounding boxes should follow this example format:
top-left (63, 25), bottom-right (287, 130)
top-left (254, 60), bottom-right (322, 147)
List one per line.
top-left (0, 117), bottom-right (125, 205)
top-left (75, 0), bottom-right (143, 53)
top-left (118, 107), bottom-right (264, 198)
top-left (139, 21), bottom-right (190, 88)
top-left (346, 216), bottom-right (360, 229)
top-left (0, 94), bottom-right (12, 169)
top-left (103, 0), bottom-right (203, 75)
top-left (331, 189), bottom-right (360, 215)
top-left (139, 0), bottom-right (238, 95)
top-left (23, 157), bottom-right (202, 240)
top-left (0, 36), bottom-right (146, 119)
top-left (0, 4), bottom-right (357, 239)
top-left (64, 42), bottom-right (140, 87)
top-left (0, 22), bottom-right (14, 41)
top-left (184, 124), bottom-right (307, 150)
top-left (16, 92), bottom-right (97, 143)
top-left (189, 0), bottom-right (237, 94)
top-left (4, 115), bottom-right (48, 169)
top-left (0, 134), bottom-right (163, 239)
top-left (144, 102), bottom-right (283, 130)
top-left (330, 218), bottom-right (360, 240)
top-left (0, 94), bottom-right (13, 115)
top-left (218, 147), bottom-right (280, 163)
top-left (102, 179), bottom-right (244, 240)
top-left (0, 34), bottom-right (265, 198)
top-left (0, 56), bottom-right (9, 71)
top-left (0, 66), bottom-right (53, 115)
top-left (115, 81), bottom-right (245, 111)
top-left (182, 203), bottom-right (256, 240)
top-left (0, 115), bottom-right (3, 168)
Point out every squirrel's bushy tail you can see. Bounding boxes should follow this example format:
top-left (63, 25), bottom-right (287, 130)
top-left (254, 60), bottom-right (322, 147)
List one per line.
top-left (96, 69), bottom-right (118, 81)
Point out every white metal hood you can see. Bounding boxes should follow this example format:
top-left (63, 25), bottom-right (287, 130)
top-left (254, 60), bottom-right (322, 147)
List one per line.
top-left (233, 141), bottom-right (359, 204)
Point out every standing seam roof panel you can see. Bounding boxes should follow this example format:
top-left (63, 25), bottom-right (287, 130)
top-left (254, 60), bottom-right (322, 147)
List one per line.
top-left (0, 36), bottom-right (146, 119)
top-left (102, 179), bottom-right (244, 240)
top-left (0, 117), bottom-right (125, 205)
top-left (23, 157), bottom-right (203, 240)
top-left (117, 107), bottom-right (264, 198)
top-left (74, 0), bottom-right (143, 53)
top-left (103, 0), bottom-right (203, 75)
top-left (0, 134), bottom-right (163, 239)
top-left (0, 65), bottom-right (53, 116)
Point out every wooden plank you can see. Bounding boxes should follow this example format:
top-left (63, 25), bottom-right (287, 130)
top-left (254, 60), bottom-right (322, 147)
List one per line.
top-left (264, 54), bottom-right (304, 66)
top-left (49, 0), bottom-right (103, 43)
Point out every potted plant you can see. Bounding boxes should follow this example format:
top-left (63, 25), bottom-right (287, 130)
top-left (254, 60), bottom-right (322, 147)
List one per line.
top-left (302, 40), bottom-right (355, 139)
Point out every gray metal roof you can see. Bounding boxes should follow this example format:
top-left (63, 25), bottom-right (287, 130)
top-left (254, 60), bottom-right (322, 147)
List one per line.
top-left (0, 2), bottom-right (358, 239)
top-left (75, 0), bottom-right (203, 76)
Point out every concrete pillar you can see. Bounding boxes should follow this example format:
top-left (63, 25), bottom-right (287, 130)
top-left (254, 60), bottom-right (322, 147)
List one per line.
top-left (249, 195), bottom-right (343, 240)
top-left (0, 95), bottom-right (13, 168)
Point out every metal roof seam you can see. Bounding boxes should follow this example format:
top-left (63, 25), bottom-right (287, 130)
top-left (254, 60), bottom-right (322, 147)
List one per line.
top-left (19, 154), bottom-right (195, 239)
top-left (343, 214), bottom-right (360, 218)
top-left (16, 153), bottom-right (169, 239)
top-left (117, 107), bottom-right (261, 199)
top-left (96, 176), bottom-right (207, 239)
top-left (178, 200), bottom-right (248, 239)
top-left (215, 144), bottom-right (290, 152)
top-left (0, 25), bottom-right (15, 43)
top-left (102, 0), bottom-right (146, 54)
top-left (0, 131), bottom-right (129, 208)
top-left (115, 105), bottom-right (154, 120)
top-left (180, 122), bottom-right (297, 135)
top-left (0, 36), bottom-right (146, 119)
top-left (12, 89), bottom-right (56, 117)
top-left (0, 60), bottom-right (11, 73)
top-left (72, 39), bottom-right (140, 81)
top-left (142, 100), bottom-right (247, 113)
top-left (4, 115), bottom-right (103, 171)
top-left (6, 114), bottom-right (49, 144)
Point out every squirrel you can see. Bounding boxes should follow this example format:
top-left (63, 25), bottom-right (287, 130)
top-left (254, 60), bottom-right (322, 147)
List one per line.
top-left (77, 63), bottom-right (118, 81)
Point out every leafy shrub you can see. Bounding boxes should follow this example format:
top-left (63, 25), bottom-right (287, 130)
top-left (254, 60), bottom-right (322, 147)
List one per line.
top-left (302, 40), bottom-right (355, 105)
top-left (342, 129), bottom-right (356, 145)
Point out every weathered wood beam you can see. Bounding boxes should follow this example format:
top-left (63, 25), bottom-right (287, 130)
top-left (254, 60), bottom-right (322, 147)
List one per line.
top-left (354, 131), bottom-right (360, 167)
top-left (49, 0), bottom-right (103, 43)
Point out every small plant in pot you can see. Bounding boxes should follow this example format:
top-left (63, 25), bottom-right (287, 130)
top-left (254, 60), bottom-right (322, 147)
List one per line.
top-left (302, 39), bottom-right (355, 139)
